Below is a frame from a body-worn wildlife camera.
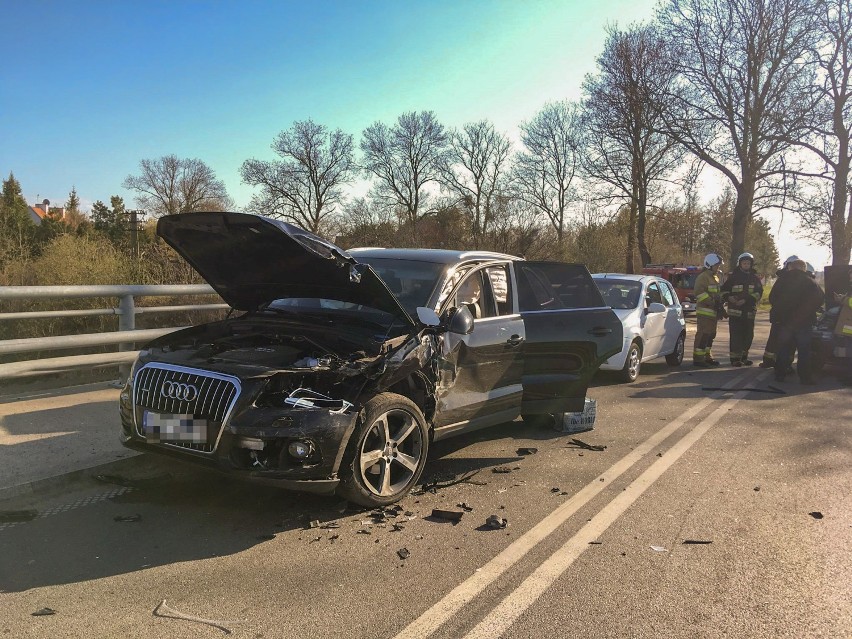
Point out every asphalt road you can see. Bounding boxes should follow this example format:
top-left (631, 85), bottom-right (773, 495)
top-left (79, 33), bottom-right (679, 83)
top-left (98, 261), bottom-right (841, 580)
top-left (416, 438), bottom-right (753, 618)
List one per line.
top-left (1, 316), bottom-right (850, 638)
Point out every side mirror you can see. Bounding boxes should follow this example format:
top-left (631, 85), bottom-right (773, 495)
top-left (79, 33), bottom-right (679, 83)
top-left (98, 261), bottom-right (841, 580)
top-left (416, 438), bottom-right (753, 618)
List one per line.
top-left (446, 306), bottom-right (474, 335)
top-left (646, 302), bottom-right (666, 314)
top-left (416, 307), bottom-right (441, 327)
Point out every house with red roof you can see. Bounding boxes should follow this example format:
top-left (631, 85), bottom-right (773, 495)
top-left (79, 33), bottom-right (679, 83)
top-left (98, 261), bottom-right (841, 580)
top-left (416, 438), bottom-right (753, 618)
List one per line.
top-left (28, 199), bottom-right (66, 225)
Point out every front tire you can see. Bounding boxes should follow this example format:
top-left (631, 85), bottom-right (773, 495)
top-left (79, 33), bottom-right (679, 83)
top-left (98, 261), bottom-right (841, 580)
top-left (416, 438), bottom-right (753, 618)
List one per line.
top-left (619, 340), bottom-right (642, 382)
top-left (337, 393), bottom-right (429, 507)
top-left (666, 331), bottom-right (686, 366)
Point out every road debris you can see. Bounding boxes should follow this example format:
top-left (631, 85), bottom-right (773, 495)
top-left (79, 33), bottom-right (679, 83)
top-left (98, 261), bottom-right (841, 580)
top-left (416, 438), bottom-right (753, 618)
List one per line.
top-left (456, 503), bottom-right (474, 512)
top-left (516, 447), bottom-right (538, 455)
top-left (682, 539), bottom-right (713, 545)
top-left (430, 508), bottom-right (464, 522)
top-left (397, 548), bottom-right (410, 560)
top-left (650, 545), bottom-right (668, 552)
top-left (356, 529), bottom-right (372, 535)
top-left (0, 510), bottom-right (38, 523)
top-left (113, 514), bottom-right (142, 523)
top-left (416, 470), bottom-right (484, 493)
top-left (321, 521), bottom-right (341, 529)
top-left (329, 534), bottom-right (340, 542)
top-left (31, 608), bottom-right (56, 616)
top-left (484, 515), bottom-right (508, 530)
top-left (153, 599), bottom-right (239, 635)
top-left (588, 541), bottom-right (602, 545)
top-left (754, 486), bottom-right (761, 491)
top-left (492, 466), bottom-right (513, 474)
top-left (809, 511), bottom-right (824, 519)
top-left (391, 523), bottom-right (406, 532)
top-left (308, 520), bottom-right (321, 529)
top-left (567, 438), bottom-right (607, 452)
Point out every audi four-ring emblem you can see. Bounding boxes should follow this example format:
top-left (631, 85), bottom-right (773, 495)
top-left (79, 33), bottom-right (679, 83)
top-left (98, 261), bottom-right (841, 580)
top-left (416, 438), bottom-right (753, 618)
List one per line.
top-left (160, 382), bottom-right (198, 401)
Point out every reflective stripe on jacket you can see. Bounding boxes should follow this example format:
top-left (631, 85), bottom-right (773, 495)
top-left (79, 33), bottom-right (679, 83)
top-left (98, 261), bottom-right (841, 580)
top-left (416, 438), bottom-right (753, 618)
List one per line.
top-left (694, 269), bottom-right (721, 318)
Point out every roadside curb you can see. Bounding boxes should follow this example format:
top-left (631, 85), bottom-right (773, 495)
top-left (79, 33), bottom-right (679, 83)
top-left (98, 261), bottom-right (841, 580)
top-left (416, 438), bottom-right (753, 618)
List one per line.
top-left (0, 453), bottom-right (161, 502)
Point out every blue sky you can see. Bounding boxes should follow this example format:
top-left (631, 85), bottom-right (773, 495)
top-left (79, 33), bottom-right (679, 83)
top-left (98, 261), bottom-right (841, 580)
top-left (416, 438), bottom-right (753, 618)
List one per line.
top-left (0, 0), bottom-right (831, 265)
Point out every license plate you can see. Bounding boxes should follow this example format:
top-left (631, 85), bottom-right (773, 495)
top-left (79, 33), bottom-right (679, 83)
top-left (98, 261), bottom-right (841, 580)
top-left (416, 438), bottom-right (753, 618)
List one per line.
top-left (143, 412), bottom-right (208, 444)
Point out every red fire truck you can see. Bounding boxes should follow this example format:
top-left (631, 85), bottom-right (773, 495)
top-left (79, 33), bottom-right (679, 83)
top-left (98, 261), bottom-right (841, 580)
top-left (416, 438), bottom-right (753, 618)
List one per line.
top-left (641, 264), bottom-right (702, 314)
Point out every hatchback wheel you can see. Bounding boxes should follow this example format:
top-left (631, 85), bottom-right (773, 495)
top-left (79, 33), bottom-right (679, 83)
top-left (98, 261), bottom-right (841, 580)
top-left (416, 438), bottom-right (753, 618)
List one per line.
top-left (619, 341), bottom-right (642, 382)
top-left (666, 331), bottom-right (685, 366)
top-left (338, 393), bottom-right (429, 507)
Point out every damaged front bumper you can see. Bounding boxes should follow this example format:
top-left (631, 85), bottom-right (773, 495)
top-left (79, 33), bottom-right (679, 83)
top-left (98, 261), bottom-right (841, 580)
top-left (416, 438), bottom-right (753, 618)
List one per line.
top-left (119, 377), bottom-right (359, 495)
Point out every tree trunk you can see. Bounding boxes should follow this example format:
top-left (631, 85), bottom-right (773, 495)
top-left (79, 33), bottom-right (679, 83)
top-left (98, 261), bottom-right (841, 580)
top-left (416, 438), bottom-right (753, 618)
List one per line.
top-left (731, 181), bottom-right (753, 266)
top-left (637, 186), bottom-right (651, 267)
top-left (626, 197), bottom-right (637, 274)
top-left (831, 159), bottom-right (851, 266)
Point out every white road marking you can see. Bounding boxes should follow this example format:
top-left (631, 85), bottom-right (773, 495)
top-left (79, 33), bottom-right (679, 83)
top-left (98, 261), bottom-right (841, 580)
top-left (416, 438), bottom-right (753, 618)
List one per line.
top-left (463, 370), bottom-right (770, 639)
top-left (393, 370), bottom-right (755, 639)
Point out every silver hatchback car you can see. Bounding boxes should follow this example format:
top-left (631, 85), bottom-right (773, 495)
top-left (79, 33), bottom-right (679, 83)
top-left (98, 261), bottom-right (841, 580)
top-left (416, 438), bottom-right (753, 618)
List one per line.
top-left (593, 274), bottom-right (687, 382)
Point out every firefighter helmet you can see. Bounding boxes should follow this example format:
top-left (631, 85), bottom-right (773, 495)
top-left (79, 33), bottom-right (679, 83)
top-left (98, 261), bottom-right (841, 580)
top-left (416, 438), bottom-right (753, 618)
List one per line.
top-left (783, 255), bottom-right (800, 266)
top-left (737, 252), bottom-right (755, 264)
top-left (704, 253), bottom-right (723, 269)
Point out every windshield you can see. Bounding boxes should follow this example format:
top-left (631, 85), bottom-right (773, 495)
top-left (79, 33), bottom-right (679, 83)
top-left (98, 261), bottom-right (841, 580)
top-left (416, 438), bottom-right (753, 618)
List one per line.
top-left (594, 279), bottom-right (643, 309)
top-left (353, 257), bottom-right (446, 317)
top-left (674, 272), bottom-right (698, 289)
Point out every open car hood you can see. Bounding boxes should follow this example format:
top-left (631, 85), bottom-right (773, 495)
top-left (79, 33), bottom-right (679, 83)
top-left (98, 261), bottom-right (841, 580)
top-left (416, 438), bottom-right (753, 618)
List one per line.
top-left (157, 212), bottom-right (415, 327)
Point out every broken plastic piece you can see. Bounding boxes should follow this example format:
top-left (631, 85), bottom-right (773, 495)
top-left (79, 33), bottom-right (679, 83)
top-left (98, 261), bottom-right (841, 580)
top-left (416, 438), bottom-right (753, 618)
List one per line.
top-left (113, 514), bottom-right (142, 523)
top-left (321, 522), bottom-right (341, 529)
top-left (682, 540), bottom-right (712, 544)
top-left (356, 529), bottom-right (372, 535)
top-left (550, 487), bottom-right (560, 493)
top-left (650, 545), bottom-right (668, 552)
top-left (568, 438), bottom-right (606, 452)
top-left (516, 447), bottom-right (538, 455)
top-left (397, 548), bottom-right (411, 560)
top-left (153, 599), bottom-right (238, 635)
top-left (31, 608), bottom-right (56, 616)
top-left (284, 388), bottom-right (353, 413)
top-left (309, 520), bottom-right (321, 528)
top-left (809, 511), bottom-right (824, 519)
top-left (492, 466), bottom-right (513, 474)
top-left (431, 508), bottom-right (464, 522)
top-left (485, 515), bottom-right (508, 530)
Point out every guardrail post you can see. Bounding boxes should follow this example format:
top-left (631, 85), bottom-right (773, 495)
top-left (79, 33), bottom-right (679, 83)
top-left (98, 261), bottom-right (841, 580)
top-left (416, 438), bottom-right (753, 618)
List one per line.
top-left (118, 294), bottom-right (136, 382)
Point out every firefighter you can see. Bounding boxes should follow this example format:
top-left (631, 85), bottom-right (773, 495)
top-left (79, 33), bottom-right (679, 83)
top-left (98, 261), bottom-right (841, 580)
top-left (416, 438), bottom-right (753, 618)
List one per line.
top-left (759, 255), bottom-right (799, 369)
top-left (721, 252), bottom-right (763, 366)
top-left (772, 259), bottom-right (824, 384)
top-left (693, 253), bottom-right (724, 367)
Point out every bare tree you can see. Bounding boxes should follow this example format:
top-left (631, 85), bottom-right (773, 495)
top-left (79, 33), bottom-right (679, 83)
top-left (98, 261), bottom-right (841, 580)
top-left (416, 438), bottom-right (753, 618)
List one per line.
top-left (240, 120), bottom-right (356, 234)
top-left (513, 101), bottom-right (582, 250)
top-left (360, 111), bottom-right (448, 238)
top-left (790, 0), bottom-right (852, 265)
top-left (582, 24), bottom-right (685, 272)
top-left (123, 155), bottom-right (232, 216)
top-left (657, 0), bottom-right (818, 264)
top-left (438, 120), bottom-right (512, 248)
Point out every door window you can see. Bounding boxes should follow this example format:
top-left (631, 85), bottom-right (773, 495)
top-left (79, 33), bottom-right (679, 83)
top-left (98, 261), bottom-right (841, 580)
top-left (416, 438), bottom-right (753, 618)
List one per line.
top-left (659, 281), bottom-right (676, 306)
top-left (516, 262), bottom-right (605, 311)
top-left (485, 264), bottom-right (513, 316)
top-left (451, 270), bottom-right (496, 320)
top-left (646, 282), bottom-right (663, 306)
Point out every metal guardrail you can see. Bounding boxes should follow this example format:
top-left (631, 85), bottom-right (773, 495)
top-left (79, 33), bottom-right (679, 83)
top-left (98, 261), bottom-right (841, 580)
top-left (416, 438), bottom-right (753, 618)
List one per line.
top-left (0, 285), bottom-right (229, 381)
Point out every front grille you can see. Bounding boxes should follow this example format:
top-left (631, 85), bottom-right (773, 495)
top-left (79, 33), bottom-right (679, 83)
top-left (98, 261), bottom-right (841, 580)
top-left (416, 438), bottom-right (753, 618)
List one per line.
top-left (133, 364), bottom-right (241, 453)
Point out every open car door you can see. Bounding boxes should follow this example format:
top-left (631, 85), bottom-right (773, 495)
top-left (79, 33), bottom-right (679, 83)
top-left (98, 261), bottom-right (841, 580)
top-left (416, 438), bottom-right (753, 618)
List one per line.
top-left (514, 261), bottom-right (623, 414)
